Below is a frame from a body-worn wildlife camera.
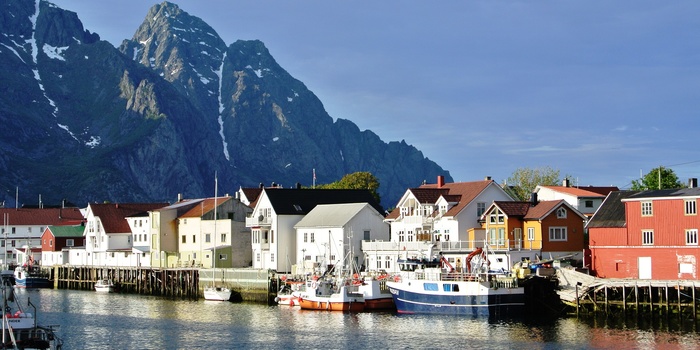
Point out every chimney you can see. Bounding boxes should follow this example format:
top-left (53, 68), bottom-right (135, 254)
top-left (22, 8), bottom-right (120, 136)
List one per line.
top-left (296, 183), bottom-right (302, 189)
top-left (177, 193), bottom-right (182, 202)
top-left (530, 192), bottom-right (538, 206)
top-left (689, 178), bottom-right (698, 188)
top-left (485, 176), bottom-right (492, 181)
top-left (563, 178), bottom-right (570, 187)
top-left (437, 175), bottom-right (445, 188)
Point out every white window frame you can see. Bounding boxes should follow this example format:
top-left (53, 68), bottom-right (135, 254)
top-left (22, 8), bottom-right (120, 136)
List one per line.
top-left (686, 229), bottom-right (698, 245)
top-left (556, 208), bottom-right (567, 219)
top-left (641, 201), bottom-right (653, 216)
top-left (549, 227), bottom-right (567, 241)
top-left (527, 227), bottom-right (535, 241)
top-left (642, 230), bottom-right (654, 245)
top-left (685, 200), bottom-right (697, 215)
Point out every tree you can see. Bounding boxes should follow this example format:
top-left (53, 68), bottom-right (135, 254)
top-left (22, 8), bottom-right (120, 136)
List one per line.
top-left (316, 171), bottom-right (381, 204)
top-left (506, 166), bottom-right (562, 201)
top-left (631, 166), bottom-right (683, 190)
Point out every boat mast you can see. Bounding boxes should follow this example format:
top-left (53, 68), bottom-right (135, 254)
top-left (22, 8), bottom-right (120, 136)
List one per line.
top-left (213, 173), bottom-right (218, 286)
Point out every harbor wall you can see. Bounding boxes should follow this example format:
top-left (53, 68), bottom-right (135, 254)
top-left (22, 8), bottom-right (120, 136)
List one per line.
top-left (50, 266), bottom-right (276, 303)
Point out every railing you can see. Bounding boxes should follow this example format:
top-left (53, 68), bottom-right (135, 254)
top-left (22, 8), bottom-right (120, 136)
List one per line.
top-left (245, 216), bottom-right (272, 226)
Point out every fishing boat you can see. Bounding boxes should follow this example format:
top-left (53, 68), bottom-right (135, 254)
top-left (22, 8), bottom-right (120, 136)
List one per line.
top-left (203, 174), bottom-right (232, 302)
top-left (298, 276), bottom-right (364, 312)
top-left (94, 279), bottom-right (115, 293)
top-left (386, 248), bottom-right (525, 316)
top-left (14, 265), bottom-right (51, 289)
top-left (1, 285), bottom-right (63, 349)
top-left (274, 277), bottom-right (304, 307)
top-left (356, 273), bottom-right (395, 310)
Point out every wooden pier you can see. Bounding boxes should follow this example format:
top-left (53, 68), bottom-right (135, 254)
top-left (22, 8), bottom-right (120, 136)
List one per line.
top-left (556, 268), bottom-right (700, 320)
top-left (50, 266), bottom-right (277, 303)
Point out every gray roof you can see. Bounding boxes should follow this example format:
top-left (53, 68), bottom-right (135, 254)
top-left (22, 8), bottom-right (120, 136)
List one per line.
top-left (586, 191), bottom-right (638, 228)
top-left (625, 187), bottom-right (700, 200)
top-left (294, 203), bottom-right (373, 228)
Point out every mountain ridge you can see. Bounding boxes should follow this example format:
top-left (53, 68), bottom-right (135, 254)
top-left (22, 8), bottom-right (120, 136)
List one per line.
top-left (0, 0), bottom-right (452, 209)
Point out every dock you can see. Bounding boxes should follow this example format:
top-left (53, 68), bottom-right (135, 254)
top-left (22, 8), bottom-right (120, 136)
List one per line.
top-left (556, 267), bottom-right (700, 319)
top-left (50, 266), bottom-right (277, 303)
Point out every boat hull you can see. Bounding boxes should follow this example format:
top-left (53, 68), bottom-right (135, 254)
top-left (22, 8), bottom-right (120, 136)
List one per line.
top-left (298, 298), bottom-right (364, 312)
top-left (15, 277), bottom-right (51, 289)
top-left (386, 280), bottom-right (525, 316)
top-left (204, 287), bottom-right (232, 301)
top-left (363, 297), bottom-right (395, 310)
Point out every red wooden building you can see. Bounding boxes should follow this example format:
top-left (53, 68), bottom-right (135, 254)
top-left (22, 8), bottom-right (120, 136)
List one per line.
top-left (588, 186), bottom-right (700, 280)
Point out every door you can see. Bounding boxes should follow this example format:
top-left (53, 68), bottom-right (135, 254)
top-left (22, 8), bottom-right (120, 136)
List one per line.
top-left (638, 257), bottom-right (652, 279)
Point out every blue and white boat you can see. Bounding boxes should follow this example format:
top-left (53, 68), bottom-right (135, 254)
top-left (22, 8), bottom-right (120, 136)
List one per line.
top-left (386, 249), bottom-right (525, 316)
top-left (14, 266), bottom-right (51, 289)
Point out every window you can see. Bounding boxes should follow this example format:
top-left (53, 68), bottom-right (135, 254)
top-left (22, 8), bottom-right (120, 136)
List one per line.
top-left (270, 253), bottom-right (274, 262)
top-left (181, 235), bottom-right (186, 244)
top-left (527, 227), bottom-right (535, 241)
top-left (310, 233), bottom-right (315, 243)
top-left (686, 229), bottom-right (698, 245)
top-left (489, 208), bottom-right (505, 224)
top-left (641, 202), bottom-right (653, 216)
top-left (330, 255), bottom-right (336, 261)
top-left (364, 230), bottom-right (370, 240)
top-left (423, 283), bottom-right (439, 291)
top-left (685, 200), bottom-right (697, 215)
top-left (221, 234), bottom-right (227, 243)
top-left (270, 231), bottom-right (273, 244)
top-left (556, 208), bottom-right (567, 219)
top-left (219, 254), bottom-right (228, 260)
top-left (192, 235), bottom-right (196, 244)
top-left (49, 239), bottom-right (52, 247)
top-left (11, 228), bottom-right (15, 234)
top-left (256, 253), bottom-right (260, 262)
top-left (549, 227), bottom-right (567, 241)
top-left (642, 230), bottom-right (654, 245)
top-left (477, 202), bottom-right (486, 217)
top-left (585, 200), bottom-right (593, 208)
top-left (304, 232), bottom-right (308, 243)
top-left (205, 234), bottom-right (211, 243)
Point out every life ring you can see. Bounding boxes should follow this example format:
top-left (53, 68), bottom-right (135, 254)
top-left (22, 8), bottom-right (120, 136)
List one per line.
top-left (311, 281), bottom-right (317, 289)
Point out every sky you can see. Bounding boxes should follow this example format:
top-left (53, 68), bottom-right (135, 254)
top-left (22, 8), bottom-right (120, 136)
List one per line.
top-left (51, 0), bottom-right (700, 189)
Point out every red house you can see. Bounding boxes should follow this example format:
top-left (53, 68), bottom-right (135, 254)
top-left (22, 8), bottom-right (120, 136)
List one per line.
top-left (41, 225), bottom-right (86, 266)
top-left (588, 186), bottom-right (700, 280)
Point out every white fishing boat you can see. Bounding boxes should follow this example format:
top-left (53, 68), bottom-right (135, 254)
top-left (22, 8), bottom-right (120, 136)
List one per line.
top-left (1, 285), bottom-right (63, 349)
top-left (274, 277), bottom-right (304, 306)
top-left (94, 279), bottom-right (115, 293)
top-left (386, 248), bottom-right (525, 316)
top-left (355, 273), bottom-right (395, 310)
top-left (297, 276), bottom-right (364, 312)
top-left (203, 174), bottom-right (232, 302)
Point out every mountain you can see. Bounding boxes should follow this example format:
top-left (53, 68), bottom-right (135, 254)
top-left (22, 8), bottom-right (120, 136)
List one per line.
top-left (0, 0), bottom-right (452, 209)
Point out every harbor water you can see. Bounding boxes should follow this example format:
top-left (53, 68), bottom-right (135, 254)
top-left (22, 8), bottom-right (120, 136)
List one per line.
top-left (20, 288), bottom-right (700, 349)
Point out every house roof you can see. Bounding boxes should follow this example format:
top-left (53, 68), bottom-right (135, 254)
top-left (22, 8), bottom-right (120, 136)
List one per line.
top-left (418, 180), bottom-right (496, 216)
top-left (179, 197), bottom-right (232, 218)
top-left (587, 191), bottom-right (638, 228)
top-left (240, 187), bottom-right (263, 207)
top-left (491, 199), bottom-right (584, 220)
top-left (45, 225), bottom-right (85, 238)
top-left (624, 187), bottom-right (700, 201)
top-left (89, 203), bottom-right (168, 234)
top-left (294, 203), bottom-right (375, 228)
top-left (263, 188), bottom-right (383, 216)
top-left (537, 186), bottom-right (610, 198)
top-left (0, 207), bottom-right (84, 226)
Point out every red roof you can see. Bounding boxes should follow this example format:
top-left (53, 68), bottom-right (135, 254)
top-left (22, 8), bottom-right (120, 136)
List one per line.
top-left (0, 208), bottom-right (84, 226)
top-left (420, 180), bottom-right (494, 216)
top-left (89, 203), bottom-right (167, 234)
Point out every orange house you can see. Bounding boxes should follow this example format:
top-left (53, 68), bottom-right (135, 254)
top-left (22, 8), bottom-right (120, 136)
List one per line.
top-left (481, 197), bottom-right (587, 261)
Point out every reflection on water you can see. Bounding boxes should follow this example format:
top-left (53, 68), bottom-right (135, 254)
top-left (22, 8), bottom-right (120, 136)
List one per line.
top-left (17, 288), bottom-right (700, 349)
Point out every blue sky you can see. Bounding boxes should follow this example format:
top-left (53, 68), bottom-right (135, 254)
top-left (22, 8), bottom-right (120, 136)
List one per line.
top-left (51, 0), bottom-right (700, 189)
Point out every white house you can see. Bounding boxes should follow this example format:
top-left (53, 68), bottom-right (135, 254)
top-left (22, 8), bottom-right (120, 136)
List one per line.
top-left (82, 203), bottom-right (167, 267)
top-left (0, 207), bottom-right (83, 266)
top-left (294, 203), bottom-right (389, 275)
top-left (535, 178), bottom-right (619, 217)
top-left (246, 187), bottom-right (384, 273)
top-left (363, 176), bottom-right (515, 273)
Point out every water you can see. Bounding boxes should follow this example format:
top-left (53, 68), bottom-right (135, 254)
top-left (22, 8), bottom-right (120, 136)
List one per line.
top-left (17, 288), bottom-right (700, 349)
